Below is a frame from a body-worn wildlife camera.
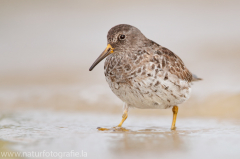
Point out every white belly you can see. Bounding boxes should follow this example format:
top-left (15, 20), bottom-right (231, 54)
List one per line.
top-left (106, 74), bottom-right (191, 109)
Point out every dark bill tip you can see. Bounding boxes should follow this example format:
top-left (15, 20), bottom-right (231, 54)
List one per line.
top-left (89, 44), bottom-right (114, 71)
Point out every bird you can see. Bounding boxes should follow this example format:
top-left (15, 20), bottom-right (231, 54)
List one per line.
top-left (89, 24), bottom-right (201, 130)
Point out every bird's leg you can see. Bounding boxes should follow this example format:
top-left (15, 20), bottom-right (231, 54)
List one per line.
top-left (117, 103), bottom-right (129, 127)
top-left (171, 105), bottom-right (178, 130)
top-left (97, 103), bottom-right (129, 131)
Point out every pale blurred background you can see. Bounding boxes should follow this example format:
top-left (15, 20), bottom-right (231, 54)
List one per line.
top-left (1, 0), bottom-right (240, 117)
top-left (0, 1), bottom-right (240, 158)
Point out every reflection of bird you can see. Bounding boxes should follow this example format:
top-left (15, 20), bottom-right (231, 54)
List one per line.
top-left (89, 24), bottom-right (201, 130)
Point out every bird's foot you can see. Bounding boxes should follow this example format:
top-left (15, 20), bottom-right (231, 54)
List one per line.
top-left (97, 127), bottom-right (111, 131)
top-left (97, 126), bottom-right (129, 132)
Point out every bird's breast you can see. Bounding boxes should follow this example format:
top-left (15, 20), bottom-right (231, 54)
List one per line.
top-left (104, 49), bottom-right (151, 83)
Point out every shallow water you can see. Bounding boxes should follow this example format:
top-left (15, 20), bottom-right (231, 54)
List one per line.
top-left (0, 110), bottom-right (240, 159)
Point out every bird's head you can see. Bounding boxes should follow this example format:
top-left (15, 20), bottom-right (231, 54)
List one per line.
top-left (89, 24), bottom-right (146, 71)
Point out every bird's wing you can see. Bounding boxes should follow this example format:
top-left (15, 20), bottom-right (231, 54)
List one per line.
top-left (157, 47), bottom-right (193, 82)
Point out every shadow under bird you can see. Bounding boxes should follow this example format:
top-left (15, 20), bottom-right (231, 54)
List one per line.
top-left (89, 24), bottom-right (201, 130)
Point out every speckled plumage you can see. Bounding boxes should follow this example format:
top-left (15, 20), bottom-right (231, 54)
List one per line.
top-left (103, 24), bottom-right (200, 109)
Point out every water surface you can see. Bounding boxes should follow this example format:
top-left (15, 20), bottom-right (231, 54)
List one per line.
top-left (0, 110), bottom-right (240, 159)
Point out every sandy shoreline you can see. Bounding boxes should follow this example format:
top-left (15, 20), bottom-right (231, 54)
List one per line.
top-left (0, 82), bottom-right (239, 119)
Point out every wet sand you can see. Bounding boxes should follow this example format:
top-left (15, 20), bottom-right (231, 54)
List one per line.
top-left (0, 110), bottom-right (240, 159)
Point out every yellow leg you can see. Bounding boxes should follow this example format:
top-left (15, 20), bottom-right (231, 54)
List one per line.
top-left (97, 103), bottom-right (129, 131)
top-left (117, 110), bottom-right (128, 127)
top-left (171, 105), bottom-right (178, 130)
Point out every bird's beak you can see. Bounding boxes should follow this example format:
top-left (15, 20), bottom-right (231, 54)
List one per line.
top-left (89, 44), bottom-right (114, 71)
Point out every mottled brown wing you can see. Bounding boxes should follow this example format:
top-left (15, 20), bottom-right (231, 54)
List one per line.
top-left (160, 47), bottom-right (193, 82)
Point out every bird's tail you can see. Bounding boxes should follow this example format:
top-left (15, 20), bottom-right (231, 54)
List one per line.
top-left (192, 74), bottom-right (202, 81)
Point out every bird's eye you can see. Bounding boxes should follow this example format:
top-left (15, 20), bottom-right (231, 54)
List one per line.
top-left (119, 34), bottom-right (125, 40)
